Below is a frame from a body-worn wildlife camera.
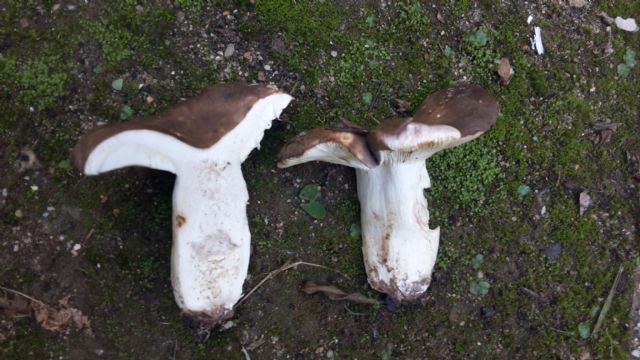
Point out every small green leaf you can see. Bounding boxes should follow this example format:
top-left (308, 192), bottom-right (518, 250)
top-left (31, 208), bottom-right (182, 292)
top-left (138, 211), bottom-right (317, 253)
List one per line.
top-left (299, 184), bottom-right (320, 201)
top-left (578, 321), bottom-right (591, 339)
top-left (443, 46), bottom-right (454, 57)
top-left (617, 63), bottom-right (631, 77)
top-left (57, 159), bottom-right (71, 171)
top-left (366, 15), bottom-right (375, 27)
top-left (362, 92), bottom-right (373, 104)
top-left (470, 30), bottom-right (488, 47)
top-left (623, 49), bottom-right (637, 67)
top-left (381, 350), bottom-right (391, 360)
top-left (301, 200), bottom-right (326, 220)
top-left (111, 78), bottom-right (124, 91)
top-left (470, 280), bottom-right (490, 295)
top-left (350, 223), bottom-right (361, 239)
top-left (517, 184), bottom-right (531, 198)
top-left (589, 305), bottom-right (600, 318)
top-left (120, 105), bottom-right (134, 120)
top-left (472, 254), bottom-right (485, 269)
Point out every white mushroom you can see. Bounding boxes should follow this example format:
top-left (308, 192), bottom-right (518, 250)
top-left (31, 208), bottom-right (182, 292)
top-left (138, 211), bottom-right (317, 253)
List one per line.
top-left (73, 82), bottom-right (292, 323)
top-left (278, 85), bottom-right (498, 301)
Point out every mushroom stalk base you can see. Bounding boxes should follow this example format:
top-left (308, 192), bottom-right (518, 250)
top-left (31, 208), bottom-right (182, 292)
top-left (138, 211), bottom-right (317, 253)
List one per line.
top-left (171, 160), bottom-right (250, 324)
top-left (355, 160), bottom-right (440, 301)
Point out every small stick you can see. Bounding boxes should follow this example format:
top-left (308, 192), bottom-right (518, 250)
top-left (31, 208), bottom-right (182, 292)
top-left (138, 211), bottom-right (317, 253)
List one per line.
top-left (235, 261), bottom-right (349, 308)
top-left (592, 265), bottom-right (624, 338)
top-left (0, 285), bottom-right (45, 306)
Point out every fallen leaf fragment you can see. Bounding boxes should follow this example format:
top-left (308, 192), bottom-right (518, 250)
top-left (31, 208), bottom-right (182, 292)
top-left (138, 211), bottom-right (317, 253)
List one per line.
top-left (614, 17), bottom-right (639, 32)
top-left (394, 98), bottom-right (411, 113)
top-left (0, 286), bottom-right (91, 334)
top-left (579, 191), bottom-right (592, 215)
top-left (498, 57), bottom-right (514, 84)
top-left (593, 121), bottom-right (621, 145)
top-left (597, 11), bottom-right (614, 25)
top-left (302, 281), bottom-right (378, 305)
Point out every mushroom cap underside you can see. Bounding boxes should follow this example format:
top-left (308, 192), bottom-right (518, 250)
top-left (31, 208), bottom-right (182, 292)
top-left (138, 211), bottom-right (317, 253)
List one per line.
top-left (277, 127), bottom-right (379, 169)
top-left (72, 82), bottom-right (282, 171)
top-left (368, 84), bottom-right (499, 153)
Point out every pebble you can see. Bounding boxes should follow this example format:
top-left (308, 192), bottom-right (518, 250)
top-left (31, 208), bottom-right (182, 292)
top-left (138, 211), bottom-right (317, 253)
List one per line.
top-left (30, 185), bottom-right (38, 192)
top-left (224, 44), bottom-right (235, 58)
top-left (545, 243), bottom-right (563, 261)
top-left (481, 306), bottom-right (496, 318)
top-left (14, 210), bottom-right (23, 218)
top-left (264, 64), bottom-right (272, 71)
top-left (330, 50), bottom-right (338, 57)
top-left (632, 349), bottom-right (640, 358)
top-left (1, 188), bottom-right (7, 197)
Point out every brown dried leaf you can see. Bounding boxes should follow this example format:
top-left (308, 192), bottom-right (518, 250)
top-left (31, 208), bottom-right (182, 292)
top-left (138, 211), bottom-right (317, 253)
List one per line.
top-left (0, 288), bottom-right (90, 334)
top-left (593, 121), bottom-right (621, 145)
top-left (301, 281), bottom-right (378, 305)
top-left (394, 98), bottom-right (411, 113)
top-left (498, 57), bottom-right (513, 84)
top-left (0, 295), bottom-right (32, 317)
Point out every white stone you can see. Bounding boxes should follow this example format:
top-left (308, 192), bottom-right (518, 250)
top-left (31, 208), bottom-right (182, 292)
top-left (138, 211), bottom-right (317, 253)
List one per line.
top-left (615, 17), bottom-right (639, 32)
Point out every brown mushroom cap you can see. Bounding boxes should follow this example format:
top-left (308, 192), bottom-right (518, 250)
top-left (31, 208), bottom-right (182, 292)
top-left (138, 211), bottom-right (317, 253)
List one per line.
top-left (368, 84), bottom-right (499, 154)
top-left (277, 126), bottom-right (378, 170)
top-left (72, 82), bottom-right (281, 171)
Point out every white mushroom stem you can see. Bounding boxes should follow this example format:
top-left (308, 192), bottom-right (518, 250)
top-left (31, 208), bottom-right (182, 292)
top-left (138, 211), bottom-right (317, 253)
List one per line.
top-left (355, 154), bottom-right (440, 301)
top-left (83, 94), bottom-right (292, 322)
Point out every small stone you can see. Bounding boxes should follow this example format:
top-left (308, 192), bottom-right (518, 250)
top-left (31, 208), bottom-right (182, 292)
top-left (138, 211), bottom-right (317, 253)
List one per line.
top-left (568, 0), bottom-right (587, 8)
top-left (264, 64), bottom-right (272, 71)
top-left (14, 210), bottom-right (23, 218)
top-left (1, 188), bottom-right (7, 197)
top-left (30, 185), bottom-right (38, 192)
top-left (224, 44), bottom-right (235, 58)
top-left (480, 306), bottom-right (496, 318)
top-left (545, 243), bottom-right (562, 261)
top-left (330, 50), bottom-right (338, 57)
top-left (632, 349), bottom-right (640, 358)
top-left (326, 350), bottom-right (334, 358)
top-left (71, 243), bottom-right (82, 256)
top-left (145, 96), bottom-right (156, 104)
top-left (579, 191), bottom-right (592, 215)
top-left (67, 4), bottom-right (76, 11)
top-left (615, 17), bottom-right (639, 32)
top-left (176, 11), bottom-right (185, 23)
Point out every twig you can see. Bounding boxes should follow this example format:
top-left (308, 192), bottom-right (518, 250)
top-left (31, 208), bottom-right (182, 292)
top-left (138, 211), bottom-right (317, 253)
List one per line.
top-left (235, 261), bottom-right (349, 308)
top-left (241, 347), bottom-right (251, 360)
top-left (0, 285), bottom-right (45, 306)
top-left (84, 227), bottom-right (95, 242)
top-left (344, 305), bottom-right (366, 316)
top-left (592, 265), bottom-right (624, 338)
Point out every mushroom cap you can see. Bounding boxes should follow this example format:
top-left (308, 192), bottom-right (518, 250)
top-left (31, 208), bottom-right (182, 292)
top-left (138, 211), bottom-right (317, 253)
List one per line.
top-left (368, 84), bottom-right (498, 156)
top-left (72, 82), bottom-right (282, 171)
top-left (277, 123), bottom-right (379, 170)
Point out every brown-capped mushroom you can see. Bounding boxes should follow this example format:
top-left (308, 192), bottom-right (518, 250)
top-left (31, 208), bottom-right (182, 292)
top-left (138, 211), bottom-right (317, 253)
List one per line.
top-left (278, 84), bottom-right (498, 301)
top-left (73, 82), bottom-right (293, 324)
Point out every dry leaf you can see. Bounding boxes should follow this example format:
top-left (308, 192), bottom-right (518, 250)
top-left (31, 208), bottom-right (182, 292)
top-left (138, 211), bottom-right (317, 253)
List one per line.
top-left (597, 11), bottom-right (614, 25)
top-left (0, 287), bottom-right (91, 334)
top-left (301, 281), bottom-right (378, 305)
top-left (436, 12), bottom-right (444, 23)
top-left (593, 121), bottom-right (621, 145)
top-left (394, 98), bottom-right (411, 113)
top-left (498, 57), bottom-right (514, 84)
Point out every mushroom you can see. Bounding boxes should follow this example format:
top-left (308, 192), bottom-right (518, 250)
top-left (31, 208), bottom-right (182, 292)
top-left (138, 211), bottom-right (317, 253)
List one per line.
top-left (73, 82), bottom-right (293, 323)
top-left (278, 84), bottom-right (498, 301)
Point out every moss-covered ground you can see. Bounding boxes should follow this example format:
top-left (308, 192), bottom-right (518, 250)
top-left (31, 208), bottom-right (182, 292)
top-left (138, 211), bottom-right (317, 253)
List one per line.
top-left (0, 0), bottom-right (639, 358)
